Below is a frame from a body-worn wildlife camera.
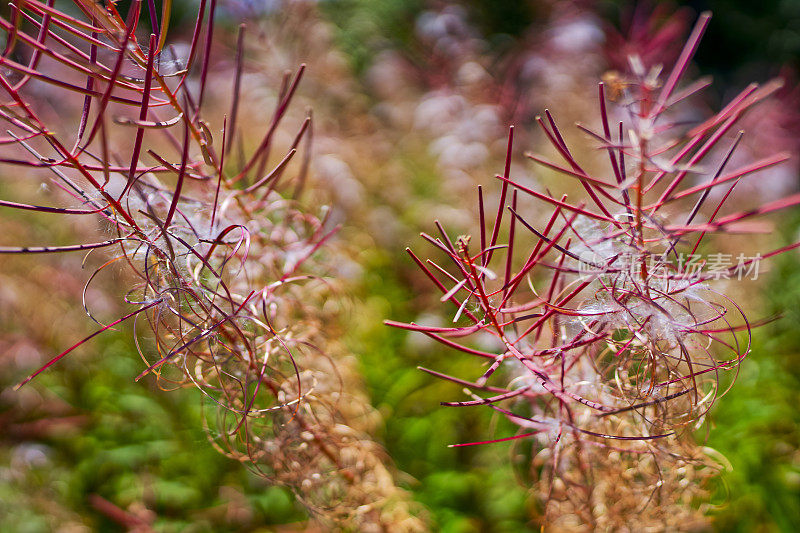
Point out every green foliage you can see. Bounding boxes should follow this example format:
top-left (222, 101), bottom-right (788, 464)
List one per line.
top-left (708, 219), bottom-right (800, 532)
top-left (0, 328), bottom-right (305, 532)
top-left (320, 0), bottom-right (424, 74)
top-left (345, 241), bottom-right (535, 531)
top-left (692, 0), bottom-right (800, 84)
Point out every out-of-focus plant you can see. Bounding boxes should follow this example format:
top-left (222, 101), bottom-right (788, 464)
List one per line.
top-left (388, 12), bottom-right (799, 529)
top-left (0, 0), bottom-right (422, 529)
top-left (603, 3), bottom-right (694, 73)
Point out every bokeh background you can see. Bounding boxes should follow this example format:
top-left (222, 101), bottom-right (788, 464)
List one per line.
top-left (1, 1), bottom-right (799, 531)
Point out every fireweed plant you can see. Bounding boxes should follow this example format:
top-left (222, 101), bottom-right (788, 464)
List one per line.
top-left (388, 12), bottom-right (800, 529)
top-left (0, 0), bottom-right (423, 529)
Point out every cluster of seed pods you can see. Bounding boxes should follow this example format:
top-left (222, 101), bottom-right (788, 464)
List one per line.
top-left (0, 1), bottom-right (423, 529)
top-left (388, 13), bottom-right (800, 527)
